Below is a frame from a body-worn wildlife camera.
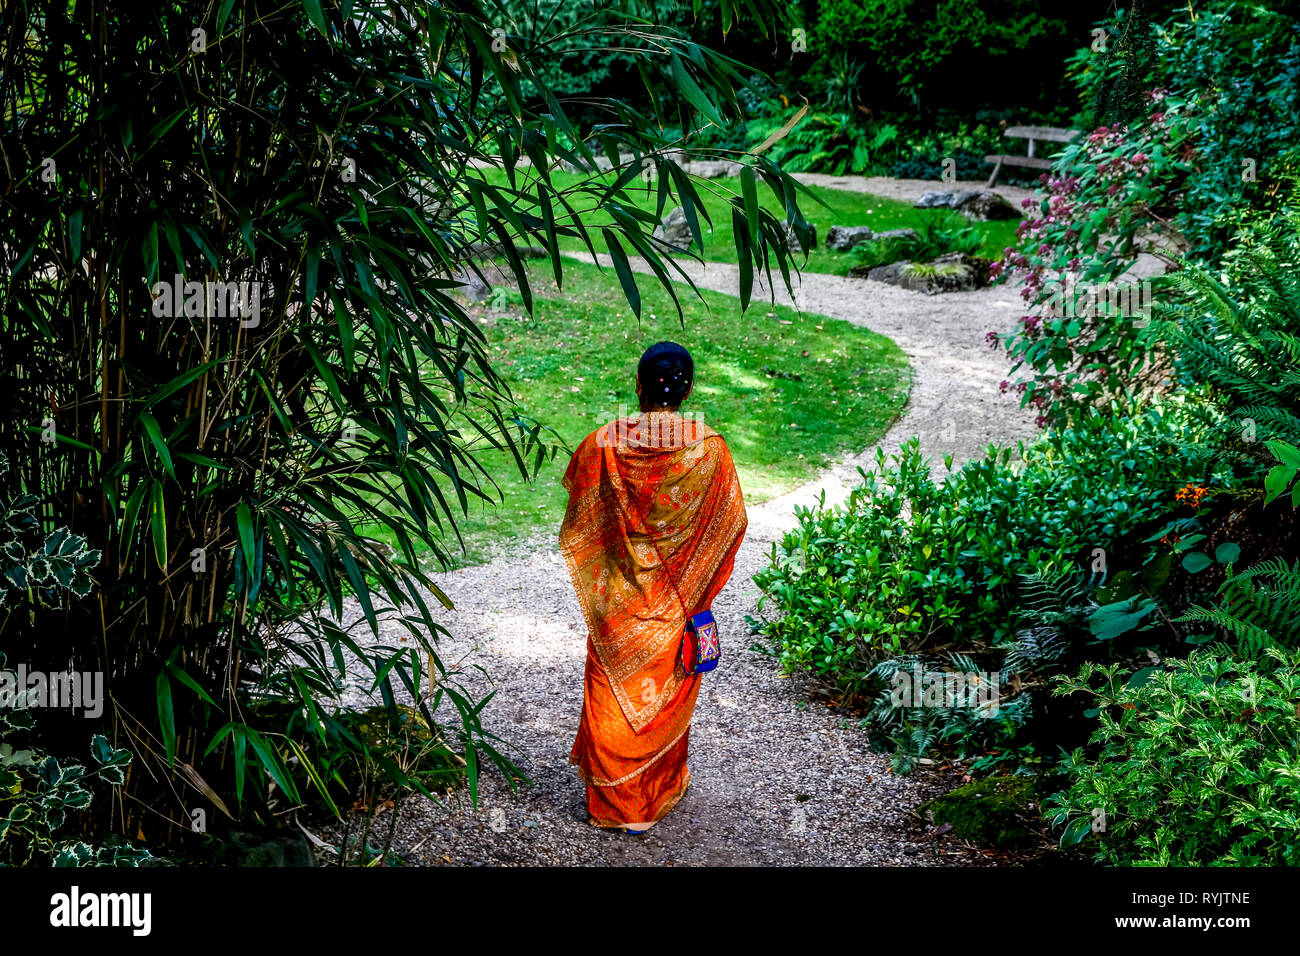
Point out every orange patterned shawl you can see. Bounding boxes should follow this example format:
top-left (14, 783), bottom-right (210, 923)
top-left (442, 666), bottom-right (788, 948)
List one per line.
top-left (559, 411), bottom-right (748, 733)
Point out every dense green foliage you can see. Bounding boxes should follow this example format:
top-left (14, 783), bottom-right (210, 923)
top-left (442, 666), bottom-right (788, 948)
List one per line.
top-left (0, 0), bottom-right (808, 850)
top-left (1047, 647), bottom-right (1300, 866)
top-left (0, 464), bottom-right (148, 865)
top-left (994, 1), bottom-right (1300, 425)
top-left (530, 0), bottom-right (1105, 181)
top-left (753, 404), bottom-right (1227, 705)
top-left (1162, 206), bottom-right (1300, 464)
top-left (807, 0), bottom-right (1078, 113)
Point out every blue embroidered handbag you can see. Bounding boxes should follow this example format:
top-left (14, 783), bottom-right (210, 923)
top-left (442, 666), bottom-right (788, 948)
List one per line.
top-left (645, 534), bottom-right (720, 676)
top-left (681, 609), bottom-right (721, 675)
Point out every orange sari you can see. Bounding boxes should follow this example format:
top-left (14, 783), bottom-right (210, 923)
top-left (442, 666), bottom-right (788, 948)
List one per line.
top-left (560, 410), bottom-right (747, 830)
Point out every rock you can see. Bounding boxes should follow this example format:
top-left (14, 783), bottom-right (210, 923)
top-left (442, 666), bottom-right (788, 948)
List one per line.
top-left (914, 190), bottom-right (957, 209)
top-left (825, 225), bottom-right (875, 252)
top-left (920, 775), bottom-right (1047, 849)
top-left (452, 268), bottom-right (491, 301)
top-left (683, 159), bottom-right (745, 179)
top-left (924, 253), bottom-right (982, 293)
top-left (914, 189), bottom-right (1019, 221)
top-left (652, 206), bottom-right (694, 251)
top-left (954, 189), bottom-right (1020, 221)
top-left (872, 227), bottom-right (919, 243)
top-left (863, 261), bottom-right (909, 285)
top-left (781, 221), bottom-right (816, 254)
top-left (859, 253), bottom-right (990, 294)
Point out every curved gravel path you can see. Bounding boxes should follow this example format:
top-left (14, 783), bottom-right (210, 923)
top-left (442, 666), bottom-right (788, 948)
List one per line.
top-left (333, 180), bottom-right (1040, 866)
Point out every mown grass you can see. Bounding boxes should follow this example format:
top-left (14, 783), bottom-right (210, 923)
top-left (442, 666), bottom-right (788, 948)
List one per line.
top-left (480, 168), bottom-right (1021, 276)
top-left (361, 257), bottom-right (910, 567)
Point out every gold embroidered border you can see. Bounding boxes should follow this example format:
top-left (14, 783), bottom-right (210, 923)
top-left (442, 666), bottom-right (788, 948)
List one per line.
top-left (570, 719), bottom-right (692, 788)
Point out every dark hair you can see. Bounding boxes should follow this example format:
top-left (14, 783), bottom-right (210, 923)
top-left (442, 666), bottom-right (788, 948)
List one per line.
top-left (638, 341), bottom-right (693, 408)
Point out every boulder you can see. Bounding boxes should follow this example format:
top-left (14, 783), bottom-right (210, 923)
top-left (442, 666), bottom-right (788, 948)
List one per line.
top-left (781, 221), bottom-right (816, 254)
top-left (862, 260), bottom-right (910, 286)
top-left (825, 225), bottom-right (875, 252)
top-left (914, 190), bottom-right (957, 209)
top-left (914, 188), bottom-right (1019, 221)
top-left (683, 159), bottom-right (745, 179)
top-left (652, 206), bottom-right (694, 251)
top-left (955, 189), bottom-right (1020, 221)
top-left (924, 252), bottom-right (985, 292)
top-left (857, 252), bottom-right (991, 295)
top-left (451, 268), bottom-right (491, 302)
top-left (920, 775), bottom-right (1047, 849)
top-left (872, 227), bottom-right (919, 243)
top-left (938, 252), bottom-right (995, 289)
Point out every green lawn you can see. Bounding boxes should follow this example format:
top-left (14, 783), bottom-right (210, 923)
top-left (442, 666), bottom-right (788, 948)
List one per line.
top-left (480, 168), bottom-right (1020, 276)
top-left (363, 257), bottom-right (910, 567)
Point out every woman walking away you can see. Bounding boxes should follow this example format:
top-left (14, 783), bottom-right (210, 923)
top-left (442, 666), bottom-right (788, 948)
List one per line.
top-left (559, 341), bottom-right (748, 835)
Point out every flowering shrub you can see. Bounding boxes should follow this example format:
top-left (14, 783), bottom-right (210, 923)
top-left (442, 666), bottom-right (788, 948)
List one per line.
top-left (990, 3), bottom-right (1300, 427)
top-left (988, 90), bottom-right (1190, 426)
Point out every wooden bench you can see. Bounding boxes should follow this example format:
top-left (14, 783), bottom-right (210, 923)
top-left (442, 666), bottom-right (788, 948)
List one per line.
top-left (985, 125), bottom-right (1081, 186)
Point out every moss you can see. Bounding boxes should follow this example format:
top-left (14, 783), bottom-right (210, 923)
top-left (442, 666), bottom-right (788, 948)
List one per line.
top-left (922, 774), bottom-right (1046, 848)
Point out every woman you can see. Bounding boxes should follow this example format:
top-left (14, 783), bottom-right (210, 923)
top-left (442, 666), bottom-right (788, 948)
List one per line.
top-left (559, 341), bottom-right (748, 834)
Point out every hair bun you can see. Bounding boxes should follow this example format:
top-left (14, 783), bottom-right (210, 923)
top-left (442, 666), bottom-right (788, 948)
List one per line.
top-left (638, 340), bottom-right (694, 407)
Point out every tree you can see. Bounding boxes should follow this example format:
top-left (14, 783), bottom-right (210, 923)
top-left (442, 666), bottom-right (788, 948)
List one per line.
top-left (0, 0), bottom-right (810, 850)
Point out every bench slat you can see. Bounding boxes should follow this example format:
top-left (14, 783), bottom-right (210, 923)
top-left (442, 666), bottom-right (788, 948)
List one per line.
top-left (1004, 126), bottom-right (1080, 142)
top-left (985, 153), bottom-right (1053, 169)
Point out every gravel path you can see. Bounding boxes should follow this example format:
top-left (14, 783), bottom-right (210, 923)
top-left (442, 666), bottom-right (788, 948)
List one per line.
top-left (331, 180), bottom-right (1040, 866)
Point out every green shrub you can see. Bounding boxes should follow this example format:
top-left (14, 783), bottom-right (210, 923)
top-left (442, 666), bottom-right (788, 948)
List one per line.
top-left (810, 0), bottom-right (1076, 112)
top-left (0, 718), bottom-right (150, 867)
top-left (752, 403), bottom-right (1229, 703)
top-left (887, 121), bottom-right (1010, 181)
top-left (0, 464), bottom-right (146, 865)
top-left (1046, 646), bottom-right (1300, 866)
top-left (1172, 441), bottom-right (1300, 657)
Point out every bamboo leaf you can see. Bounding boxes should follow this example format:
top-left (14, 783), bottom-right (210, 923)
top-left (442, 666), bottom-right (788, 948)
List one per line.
top-left (138, 411), bottom-right (175, 478)
top-left (149, 482), bottom-right (167, 571)
top-left (602, 228), bottom-right (641, 318)
top-left (303, 0), bottom-right (327, 35)
top-left (156, 672), bottom-right (176, 766)
top-left (236, 502), bottom-right (257, 578)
